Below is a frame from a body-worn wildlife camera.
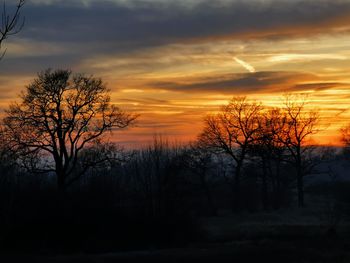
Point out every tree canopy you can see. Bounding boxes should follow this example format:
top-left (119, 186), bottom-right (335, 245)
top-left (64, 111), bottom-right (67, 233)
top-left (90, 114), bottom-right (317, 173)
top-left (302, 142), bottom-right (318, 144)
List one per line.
top-left (4, 69), bottom-right (137, 191)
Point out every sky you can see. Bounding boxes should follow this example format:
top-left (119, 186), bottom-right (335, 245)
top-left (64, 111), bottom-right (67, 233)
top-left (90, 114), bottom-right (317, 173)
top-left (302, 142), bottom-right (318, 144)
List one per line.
top-left (1, 0), bottom-right (350, 147)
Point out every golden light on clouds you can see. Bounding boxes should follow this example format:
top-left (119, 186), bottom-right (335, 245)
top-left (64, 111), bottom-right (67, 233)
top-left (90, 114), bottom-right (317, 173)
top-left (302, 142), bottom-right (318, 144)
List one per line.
top-left (2, 0), bottom-right (350, 147)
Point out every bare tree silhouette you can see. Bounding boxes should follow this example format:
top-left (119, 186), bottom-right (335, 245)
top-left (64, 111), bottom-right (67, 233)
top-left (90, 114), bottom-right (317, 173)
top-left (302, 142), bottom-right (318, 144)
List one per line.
top-left (249, 108), bottom-right (289, 210)
top-left (3, 69), bottom-right (137, 192)
top-left (278, 94), bottom-right (319, 207)
top-left (341, 125), bottom-right (350, 155)
top-left (198, 97), bottom-right (262, 211)
top-left (0, 0), bottom-right (25, 59)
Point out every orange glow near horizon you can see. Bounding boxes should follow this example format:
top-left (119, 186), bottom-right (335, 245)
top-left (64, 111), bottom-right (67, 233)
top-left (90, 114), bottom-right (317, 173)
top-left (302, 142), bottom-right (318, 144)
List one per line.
top-left (1, 2), bottom-right (350, 148)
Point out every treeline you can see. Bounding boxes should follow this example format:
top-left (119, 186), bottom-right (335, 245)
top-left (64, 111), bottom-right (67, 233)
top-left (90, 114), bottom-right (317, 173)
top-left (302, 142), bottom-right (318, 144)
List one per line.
top-left (198, 96), bottom-right (320, 209)
top-left (0, 134), bottom-right (345, 253)
top-left (0, 69), bottom-right (349, 253)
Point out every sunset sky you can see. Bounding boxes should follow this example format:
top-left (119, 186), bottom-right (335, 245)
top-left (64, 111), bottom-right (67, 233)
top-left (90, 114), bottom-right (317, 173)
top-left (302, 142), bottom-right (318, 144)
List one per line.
top-left (1, 0), bottom-right (350, 147)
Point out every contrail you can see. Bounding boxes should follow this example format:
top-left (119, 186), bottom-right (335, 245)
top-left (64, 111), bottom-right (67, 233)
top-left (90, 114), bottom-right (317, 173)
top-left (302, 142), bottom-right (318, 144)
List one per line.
top-left (233, 57), bottom-right (256, 73)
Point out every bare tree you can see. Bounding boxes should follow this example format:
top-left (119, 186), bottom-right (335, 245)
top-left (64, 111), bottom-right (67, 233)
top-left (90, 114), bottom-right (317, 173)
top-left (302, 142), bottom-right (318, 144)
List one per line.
top-left (0, 0), bottom-right (25, 59)
top-left (125, 136), bottom-right (190, 218)
top-left (74, 139), bottom-right (126, 179)
top-left (198, 97), bottom-right (262, 211)
top-left (3, 69), bottom-right (137, 192)
top-left (249, 108), bottom-right (292, 210)
top-left (278, 94), bottom-right (319, 207)
top-left (340, 125), bottom-right (350, 157)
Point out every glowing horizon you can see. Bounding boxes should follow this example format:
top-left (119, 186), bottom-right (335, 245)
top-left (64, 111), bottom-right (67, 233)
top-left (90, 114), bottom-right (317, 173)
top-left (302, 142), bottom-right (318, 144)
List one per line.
top-left (1, 0), bottom-right (350, 148)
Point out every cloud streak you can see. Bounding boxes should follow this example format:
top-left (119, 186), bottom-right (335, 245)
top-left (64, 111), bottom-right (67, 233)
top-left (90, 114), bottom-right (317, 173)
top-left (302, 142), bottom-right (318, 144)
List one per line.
top-left (149, 71), bottom-right (330, 94)
top-left (233, 57), bottom-right (256, 73)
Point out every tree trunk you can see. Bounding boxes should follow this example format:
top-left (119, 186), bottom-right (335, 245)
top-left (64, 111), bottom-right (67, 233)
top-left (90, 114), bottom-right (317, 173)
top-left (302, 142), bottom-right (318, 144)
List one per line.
top-left (297, 163), bottom-right (304, 207)
top-left (199, 172), bottom-right (217, 216)
top-left (232, 161), bottom-right (242, 212)
top-left (261, 157), bottom-right (268, 211)
top-left (56, 170), bottom-right (66, 195)
top-left (273, 160), bottom-right (281, 210)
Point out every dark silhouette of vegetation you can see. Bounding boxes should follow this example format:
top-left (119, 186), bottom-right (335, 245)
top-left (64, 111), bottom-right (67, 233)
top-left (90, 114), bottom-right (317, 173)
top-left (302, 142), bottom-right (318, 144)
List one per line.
top-left (198, 97), bottom-right (262, 211)
top-left (0, 0), bottom-right (25, 59)
top-left (278, 95), bottom-right (319, 207)
top-left (3, 69), bottom-right (137, 192)
top-left (0, 134), bottom-right (347, 255)
top-left (0, 85), bottom-right (349, 258)
top-left (185, 143), bottom-right (218, 216)
top-left (249, 108), bottom-right (287, 210)
top-left (341, 125), bottom-right (350, 155)
top-left (0, 1), bottom-right (347, 257)
top-left (198, 95), bottom-right (319, 210)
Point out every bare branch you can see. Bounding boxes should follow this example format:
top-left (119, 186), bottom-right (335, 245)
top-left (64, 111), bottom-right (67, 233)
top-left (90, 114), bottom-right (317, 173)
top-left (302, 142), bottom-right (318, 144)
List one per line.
top-left (3, 69), bottom-right (137, 191)
top-left (0, 0), bottom-right (25, 59)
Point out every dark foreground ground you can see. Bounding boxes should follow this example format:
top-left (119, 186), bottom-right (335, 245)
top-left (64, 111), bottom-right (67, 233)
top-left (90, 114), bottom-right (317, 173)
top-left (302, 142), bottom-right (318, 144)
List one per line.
top-left (1, 238), bottom-right (349, 263)
top-left (2, 207), bottom-right (350, 263)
